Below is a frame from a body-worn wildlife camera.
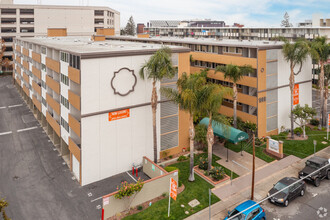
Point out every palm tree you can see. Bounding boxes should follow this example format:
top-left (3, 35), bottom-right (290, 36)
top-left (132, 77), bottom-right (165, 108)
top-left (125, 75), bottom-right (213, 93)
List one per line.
top-left (281, 38), bottom-right (309, 138)
top-left (161, 70), bottom-right (207, 181)
top-left (139, 47), bottom-right (176, 163)
top-left (323, 64), bottom-right (330, 125)
top-left (215, 64), bottom-right (253, 128)
top-left (199, 83), bottom-right (232, 172)
top-left (310, 36), bottom-right (330, 127)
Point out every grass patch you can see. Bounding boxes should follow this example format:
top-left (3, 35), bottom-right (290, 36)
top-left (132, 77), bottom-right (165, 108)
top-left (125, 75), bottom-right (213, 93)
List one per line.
top-left (124, 153), bottom-right (237, 220)
top-left (271, 129), bottom-right (329, 159)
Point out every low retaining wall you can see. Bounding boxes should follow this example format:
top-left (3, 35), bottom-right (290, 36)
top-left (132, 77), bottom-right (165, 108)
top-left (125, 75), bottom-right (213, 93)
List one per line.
top-left (102, 156), bottom-right (179, 219)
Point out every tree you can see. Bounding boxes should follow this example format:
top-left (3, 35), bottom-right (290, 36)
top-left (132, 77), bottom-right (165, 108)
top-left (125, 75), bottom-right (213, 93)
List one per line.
top-left (215, 64), bottom-right (254, 128)
top-left (0, 197), bottom-right (10, 220)
top-left (199, 83), bottom-right (232, 172)
top-left (281, 12), bottom-right (292, 27)
top-left (292, 104), bottom-right (316, 138)
top-left (161, 70), bottom-right (207, 181)
top-left (139, 47), bottom-right (176, 164)
top-left (310, 36), bottom-right (330, 127)
top-left (125, 16), bottom-right (136, 36)
top-left (323, 64), bottom-right (330, 124)
top-left (120, 28), bottom-right (126, 35)
top-left (281, 38), bottom-right (309, 138)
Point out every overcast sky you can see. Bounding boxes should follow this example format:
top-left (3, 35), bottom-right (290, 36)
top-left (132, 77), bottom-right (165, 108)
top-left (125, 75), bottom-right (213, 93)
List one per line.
top-left (14, 0), bottom-right (330, 28)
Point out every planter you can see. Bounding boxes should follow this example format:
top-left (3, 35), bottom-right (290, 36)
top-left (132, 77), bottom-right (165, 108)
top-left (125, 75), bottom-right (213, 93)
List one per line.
top-left (193, 166), bottom-right (230, 186)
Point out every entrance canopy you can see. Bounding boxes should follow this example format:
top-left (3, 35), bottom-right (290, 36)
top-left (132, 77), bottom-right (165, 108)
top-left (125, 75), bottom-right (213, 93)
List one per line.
top-left (199, 117), bottom-right (249, 144)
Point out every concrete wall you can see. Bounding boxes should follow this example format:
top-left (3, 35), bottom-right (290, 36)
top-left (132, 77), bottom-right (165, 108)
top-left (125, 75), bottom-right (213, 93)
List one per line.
top-left (143, 157), bottom-right (167, 179)
top-left (102, 157), bottom-right (178, 219)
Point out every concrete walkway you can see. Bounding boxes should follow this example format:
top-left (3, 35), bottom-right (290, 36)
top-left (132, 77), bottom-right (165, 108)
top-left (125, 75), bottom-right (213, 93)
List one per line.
top-left (213, 143), bottom-right (267, 176)
top-left (185, 146), bottom-right (330, 220)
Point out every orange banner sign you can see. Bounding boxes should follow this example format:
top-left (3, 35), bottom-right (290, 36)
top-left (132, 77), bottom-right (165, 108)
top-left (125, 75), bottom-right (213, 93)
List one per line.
top-left (293, 84), bottom-right (299, 105)
top-left (170, 178), bottom-right (177, 201)
top-left (328, 114), bottom-right (330, 126)
top-left (109, 109), bottom-right (130, 121)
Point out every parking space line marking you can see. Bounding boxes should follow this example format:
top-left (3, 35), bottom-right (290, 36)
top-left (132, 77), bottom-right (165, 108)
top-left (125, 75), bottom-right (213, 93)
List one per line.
top-left (0, 131), bottom-right (12, 136)
top-left (17, 126), bottom-right (38, 133)
top-left (8, 104), bottom-right (23, 108)
top-left (91, 196), bottom-right (103, 203)
top-left (232, 160), bottom-right (251, 171)
top-left (126, 171), bottom-right (137, 183)
top-left (0, 106), bottom-right (6, 109)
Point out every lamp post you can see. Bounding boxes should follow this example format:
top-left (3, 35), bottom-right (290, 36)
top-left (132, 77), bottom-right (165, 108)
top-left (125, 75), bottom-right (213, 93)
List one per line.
top-left (313, 140), bottom-right (317, 156)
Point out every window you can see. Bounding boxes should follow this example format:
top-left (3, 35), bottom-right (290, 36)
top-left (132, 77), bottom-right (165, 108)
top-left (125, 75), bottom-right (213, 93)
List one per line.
top-left (69, 54), bottom-right (80, 70)
top-left (41, 47), bottom-right (46, 55)
top-left (41, 64), bottom-right (46, 72)
top-left (41, 80), bottom-right (46, 89)
top-left (42, 97), bottom-right (47, 106)
top-left (61, 74), bottom-right (69, 86)
top-left (61, 117), bottom-right (69, 132)
top-left (61, 95), bottom-right (69, 109)
top-left (246, 208), bottom-right (260, 220)
top-left (60, 51), bottom-right (69, 63)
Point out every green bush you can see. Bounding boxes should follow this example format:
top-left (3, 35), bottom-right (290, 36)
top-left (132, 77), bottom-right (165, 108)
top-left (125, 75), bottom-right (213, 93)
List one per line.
top-left (310, 119), bottom-right (319, 126)
top-left (137, 205), bottom-right (143, 211)
top-left (177, 155), bottom-right (188, 162)
top-left (209, 166), bottom-right (225, 181)
top-left (255, 138), bottom-right (262, 146)
top-left (294, 127), bottom-right (303, 135)
top-left (164, 166), bottom-right (181, 186)
top-left (198, 157), bottom-right (208, 170)
top-left (169, 155), bottom-right (173, 159)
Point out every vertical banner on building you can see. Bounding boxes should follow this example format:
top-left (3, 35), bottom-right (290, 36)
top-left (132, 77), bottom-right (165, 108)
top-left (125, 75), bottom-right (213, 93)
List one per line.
top-left (168, 177), bottom-right (178, 217)
top-left (293, 84), bottom-right (299, 105)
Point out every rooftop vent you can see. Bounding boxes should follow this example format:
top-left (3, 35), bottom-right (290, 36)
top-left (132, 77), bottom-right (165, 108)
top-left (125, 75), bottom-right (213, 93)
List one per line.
top-left (263, 41), bottom-right (269, 44)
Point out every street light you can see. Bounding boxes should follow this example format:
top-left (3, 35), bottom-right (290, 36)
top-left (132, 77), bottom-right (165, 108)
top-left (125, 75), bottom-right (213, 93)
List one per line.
top-left (313, 140), bottom-right (317, 156)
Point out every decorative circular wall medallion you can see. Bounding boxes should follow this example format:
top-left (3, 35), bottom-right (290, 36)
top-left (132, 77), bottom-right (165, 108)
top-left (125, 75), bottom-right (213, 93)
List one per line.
top-left (111, 68), bottom-right (137, 96)
top-left (260, 68), bottom-right (264, 73)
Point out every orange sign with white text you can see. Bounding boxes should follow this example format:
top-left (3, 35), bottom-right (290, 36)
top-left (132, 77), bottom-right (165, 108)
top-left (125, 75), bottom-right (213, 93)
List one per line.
top-left (328, 114), bottom-right (330, 126)
top-left (293, 84), bottom-right (299, 105)
top-left (108, 109), bottom-right (130, 121)
top-left (170, 178), bottom-right (177, 201)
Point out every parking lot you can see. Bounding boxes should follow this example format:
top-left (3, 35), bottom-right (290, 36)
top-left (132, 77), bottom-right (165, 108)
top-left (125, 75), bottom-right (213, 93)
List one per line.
top-left (0, 76), bottom-right (149, 220)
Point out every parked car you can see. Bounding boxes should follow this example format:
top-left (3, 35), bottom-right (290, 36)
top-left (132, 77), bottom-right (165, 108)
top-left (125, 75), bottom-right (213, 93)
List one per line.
top-left (298, 156), bottom-right (330, 187)
top-left (224, 200), bottom-right (266, 220)
top-left (268, 177), bottom-right (305, 207)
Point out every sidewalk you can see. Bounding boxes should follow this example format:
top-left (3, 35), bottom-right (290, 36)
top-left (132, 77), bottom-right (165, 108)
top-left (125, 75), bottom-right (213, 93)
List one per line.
top-left (185, 146), bottom-right (330, 220)
top-left (213, 143), bottom-right (267, 176)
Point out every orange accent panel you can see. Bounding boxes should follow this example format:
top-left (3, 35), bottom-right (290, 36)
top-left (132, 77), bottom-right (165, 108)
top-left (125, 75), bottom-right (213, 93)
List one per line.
top-left (46, 57), bottom-right (60, 73)
top-left (257, 50), bottom-right (267, 138)
top-left (22, 48), bottom-right (29, 57)
top-left (69, 138), bottom-right (81, 163)
top-left (16, 45), bottom-right (21, 53)
top-left (219, 105), bottom-right (257, 124)
top-left (46, 75), bottom-right (60, 94)
top-left (68, 66), bottom-right (80, 84)
top-left (191, 67), bottom-right (257, 88)
top-left (69, 114), bottom-right (81, 137)
top-left (32, 95), bottom-right (42, 111)
top-left (96, 28), bottom-right (115, 36)
top-left (190, 51), bottom-right (257, 68)
top-left (16, 66), bottom-right (21, 75)
top-left (23, 72), bottom-right (29, 84)
top-left (47, 28), bottom-right (67, 37)
top-left (32, 66), bottom-right (41, 80)
top-left (46, 111), bottom-right (61, 136)
top-left (23, 84), bottom-right (30, 96)
top-left (32, 81), bottom-right (41, 96)
top-left (108, 109), bottom-right (130, 121)
top-left (92, 35), bottom-right (105, 41)
top-left (68, 90), bottom-right (80, 111)
top-left (137, 34), bottom-right (150, 38)
top-left (46, 93), bottom-right (60, 115)
top-left (16, 55), bottom-right (21, 64)
top-left (23, 60), bottom-right (29, 70)
top-left (32, 52), bottom-right (41, 63)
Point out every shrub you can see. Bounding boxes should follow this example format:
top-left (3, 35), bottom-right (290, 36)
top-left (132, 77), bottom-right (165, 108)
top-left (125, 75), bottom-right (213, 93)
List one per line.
top-left (255, 138), bottom-right (262, 146)
top-left (137, 205), bottom-right (143, 211)
top-left (161, 150), bottom-right (169, 159)
top-left (114, 179), bottom-right (144, 199)
top-left (310, 119), bottom-right (319, 126)
top-left (169, 155), bottom-right (173, 159)
top-left (198, 157), bottom-right (208, 170)
top-left (209, 166), bottom-right (225, 181)
top-left (294, 127), bottom-right (303, 135)
top-left (164, 167), bottom-right (181, 186)
top-left (162, 192), bottom-right (167, 197)
top-left (177, 155), bottom-right (188, 162)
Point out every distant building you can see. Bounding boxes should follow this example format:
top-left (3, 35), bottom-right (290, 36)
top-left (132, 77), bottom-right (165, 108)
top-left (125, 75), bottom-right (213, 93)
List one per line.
top-left (137, 23), bottom-right (145, 34)
top-left (188, 20), bottom-right (225, 27)
top-left (147, 20), bottom-right (180, 28)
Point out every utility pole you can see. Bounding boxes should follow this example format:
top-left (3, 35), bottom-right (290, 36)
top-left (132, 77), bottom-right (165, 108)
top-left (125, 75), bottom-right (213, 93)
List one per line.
top-left (251, 133), bottom-right (255, 200)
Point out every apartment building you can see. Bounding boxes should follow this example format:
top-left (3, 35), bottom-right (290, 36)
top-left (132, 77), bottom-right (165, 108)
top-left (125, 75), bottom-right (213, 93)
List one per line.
top-left (109, 36), bottom-right (312, 138)
top-left (0, 0), bottom-right (120, 63)
top-left (12, 36), bottom-right (190, 186)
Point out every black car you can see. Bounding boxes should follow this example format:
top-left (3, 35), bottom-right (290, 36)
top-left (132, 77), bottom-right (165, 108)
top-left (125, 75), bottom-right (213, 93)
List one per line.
top-left (268, 177), bottom-right (305, 207)
top-left (298, 156), bottom-right (330, 187)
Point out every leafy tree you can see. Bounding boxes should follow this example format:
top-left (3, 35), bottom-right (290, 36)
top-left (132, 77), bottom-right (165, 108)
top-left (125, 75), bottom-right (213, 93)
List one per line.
top-left (310, 36), bottom-right (330, 127)
top-left (323, 64), bottom-right (330, 123)
top-left (125, 16), bottom-right (136, 36)
top-left (161, 70), bottom-right (207, 181)
top-left (281, 12), bottom-right (292, 27)
top-left (0, 197), bottom-right (10, 220)
top-left (120, 28), bottom-right (126, 35)
top-left (215, 64), bottom-right (254, 128)
top-left (139, 47), bottom-right (176, 164)
top-left (292, 104), bottom-right (316, 138)
top-left (280, 38), bottom-right (309, 138)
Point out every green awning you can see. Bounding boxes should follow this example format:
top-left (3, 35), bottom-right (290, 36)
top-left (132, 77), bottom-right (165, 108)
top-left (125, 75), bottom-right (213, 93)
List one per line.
top-left (199, 117), bottom-right (249, 144)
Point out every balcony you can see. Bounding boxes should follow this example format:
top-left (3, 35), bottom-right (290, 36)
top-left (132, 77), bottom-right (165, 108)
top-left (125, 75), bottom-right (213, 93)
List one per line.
top-left (69, 114), bottom-right (81, 137)
top-left (46, 111), bottom-right (60, 136)
top-left (23, 84), bottom-right (30, 96)
top-left (224, 93), bottom-right (257, 108)
top-left (32, 51), bottom-right (41, 63)
top-left (46, 75), bottom-right (60, 94)
top-left (32, 95), bottom-right (41, 111)
top-left (22, 48), bottom-right (29, 57)
top-left (46, 93), bottom-right (60, 115)
top-left (46, 57), bottom-right (60, 73)
top-left (219, 105), bottom-right (257, 124)
top-left (69, 137), bottom-right (81, 162)
top-left (68, 90), bottom-right (80, 111)
top-left (23, 60), bottom-right (29, 70)
top-left (68, 66), bottom-right (80, 84)
top-left (32, 81), bottom-right (41, 96)
top-left (15, 45), bottom-right (21, 53)
top-left (32, 66), bottom-right (41, 80)
top-left (15, 55), bottom-right (21, 64)
top-left (16, 66), bottom-right (21, 75)
top-left (23, 71), bottom-right (29, 84)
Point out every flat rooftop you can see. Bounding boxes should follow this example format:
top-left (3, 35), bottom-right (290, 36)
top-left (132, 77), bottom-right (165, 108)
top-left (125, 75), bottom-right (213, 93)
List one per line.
top-left (109, 35), bottom-right (284, 49)
top-left (17, 36), bottom-right (190, 59)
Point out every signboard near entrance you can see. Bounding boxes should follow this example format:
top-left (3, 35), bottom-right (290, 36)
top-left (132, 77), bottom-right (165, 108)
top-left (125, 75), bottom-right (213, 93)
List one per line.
top-left (293, 84), bottom-right (299, 105)
top-left (269, 139), bottom-right (279, 153)
top-left (108, 109), bottom-right (130, 121)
